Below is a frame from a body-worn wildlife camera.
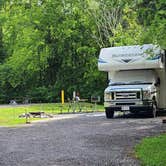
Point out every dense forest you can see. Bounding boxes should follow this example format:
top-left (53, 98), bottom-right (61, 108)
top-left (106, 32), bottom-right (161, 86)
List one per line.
top-left (0, 0), bottom-right (165, 103)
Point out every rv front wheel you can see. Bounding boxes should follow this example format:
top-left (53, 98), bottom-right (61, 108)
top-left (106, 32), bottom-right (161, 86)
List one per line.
top-left (105, 108), bottom-right (114, 118)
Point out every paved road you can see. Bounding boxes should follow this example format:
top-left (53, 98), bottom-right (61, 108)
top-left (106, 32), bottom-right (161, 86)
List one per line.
top-left (0, 112), bottom-right (165, 166)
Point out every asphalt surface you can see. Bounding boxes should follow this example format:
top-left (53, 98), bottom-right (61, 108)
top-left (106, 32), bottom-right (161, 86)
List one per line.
top-left (0, 112), bottom-right (166, 166)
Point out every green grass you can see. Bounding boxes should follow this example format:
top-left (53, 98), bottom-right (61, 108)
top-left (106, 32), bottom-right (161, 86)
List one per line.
top-left (135, 134), bottom-right (166, 166)
top-left (0, 103), bottom-right (104, 126)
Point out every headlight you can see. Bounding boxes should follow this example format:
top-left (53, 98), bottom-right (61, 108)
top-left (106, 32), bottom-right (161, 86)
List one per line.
top-left (143, 91), bottom-right (151, 100)
top-left (104, 93), bottom-right (111, 100)
top-left (104, 92), bottom-right (114, 101)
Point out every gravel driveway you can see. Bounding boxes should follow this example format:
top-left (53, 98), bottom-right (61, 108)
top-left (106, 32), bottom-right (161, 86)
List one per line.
top-left (0, 112), bottom-right (165, 166)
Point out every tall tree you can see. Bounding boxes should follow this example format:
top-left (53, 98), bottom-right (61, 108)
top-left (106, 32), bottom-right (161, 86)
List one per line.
top-left (87, 0), bottom-right (143, 47)
top-left (137, 0), bottom-right (166, 48)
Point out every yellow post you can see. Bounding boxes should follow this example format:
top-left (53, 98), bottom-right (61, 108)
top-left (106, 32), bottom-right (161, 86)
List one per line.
top-left (61, 90), bottom-right (64, 104)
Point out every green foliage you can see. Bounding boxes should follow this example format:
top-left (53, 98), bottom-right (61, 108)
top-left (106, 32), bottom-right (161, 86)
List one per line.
top-left (137, 0), bottom-right (166, 48)
top-left (0, 0), bottom-right (165, 103)
top-left (135, 134), bottom-right (166, 166)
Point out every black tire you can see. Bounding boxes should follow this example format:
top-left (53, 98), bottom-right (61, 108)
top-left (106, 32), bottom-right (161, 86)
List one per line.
top-left (105, 108), bottom-right (114, 118)
top-left (151, 97), bottom-right (158, 118)
top-left (152, 103), bottom-right (157, 118)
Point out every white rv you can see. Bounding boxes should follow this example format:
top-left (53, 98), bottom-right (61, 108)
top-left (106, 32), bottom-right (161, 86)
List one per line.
top-left (98, 44), bottom-right (166, 118)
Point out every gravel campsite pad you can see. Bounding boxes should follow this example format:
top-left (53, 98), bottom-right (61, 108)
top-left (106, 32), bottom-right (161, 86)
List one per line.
top-left (0, 112), bottom-right (166, 166)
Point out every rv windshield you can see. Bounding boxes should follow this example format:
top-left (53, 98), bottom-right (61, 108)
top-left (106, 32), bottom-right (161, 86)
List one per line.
top-left (109, 70), bottom-right (155, 86)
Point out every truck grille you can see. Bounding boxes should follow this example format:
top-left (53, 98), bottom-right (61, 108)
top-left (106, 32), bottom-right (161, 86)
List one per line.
top-left (115, 91), bottom-right (140, 100)
top-left (116, 103), bottom-right (135, 105)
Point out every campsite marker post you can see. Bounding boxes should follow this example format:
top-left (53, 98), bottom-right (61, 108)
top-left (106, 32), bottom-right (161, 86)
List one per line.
top-left (61, 90), bottom-right (64, 113)
top-left (61, 90), bottom-right (64, 104)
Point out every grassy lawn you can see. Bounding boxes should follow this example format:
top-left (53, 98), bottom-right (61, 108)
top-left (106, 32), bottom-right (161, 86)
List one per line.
top-left (135, 134), bottom-right (166, 166)
top-left (0, 103), bottom-right (104, 126)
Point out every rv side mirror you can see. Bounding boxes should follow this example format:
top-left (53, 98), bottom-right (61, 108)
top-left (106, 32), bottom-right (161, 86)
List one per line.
top-left (154, 77), bottom-right (160, 87)
top-left (161, 50), bottom-right (166, 69)
top-left (165, 50), bottom-right (166, 68)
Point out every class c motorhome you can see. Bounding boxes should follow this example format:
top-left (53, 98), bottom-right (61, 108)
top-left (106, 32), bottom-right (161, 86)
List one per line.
top-left (98, 44), bottom-right (166, 118)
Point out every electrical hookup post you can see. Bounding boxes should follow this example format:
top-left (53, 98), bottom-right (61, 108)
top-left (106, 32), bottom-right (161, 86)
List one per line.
top-left (91, 96), bottom-right (101, 112)
top-left (61, 90), bottom-right (65, 113)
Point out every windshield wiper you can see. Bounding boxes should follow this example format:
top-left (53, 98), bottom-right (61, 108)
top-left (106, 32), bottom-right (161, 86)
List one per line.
top-left (127, 81), bottom-right (152, 85)
top-left (109, 82), bottom-right (127, 86)
top-left (109, 81), bottom-right (153, 86)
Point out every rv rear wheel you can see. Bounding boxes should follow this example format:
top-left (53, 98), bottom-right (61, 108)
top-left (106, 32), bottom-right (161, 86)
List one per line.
top-left (105, 108), bottom-right (114, 118)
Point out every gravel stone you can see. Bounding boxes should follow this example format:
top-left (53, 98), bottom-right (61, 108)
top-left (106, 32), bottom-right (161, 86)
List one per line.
top-left (0, 112), bottom-right (165, 166)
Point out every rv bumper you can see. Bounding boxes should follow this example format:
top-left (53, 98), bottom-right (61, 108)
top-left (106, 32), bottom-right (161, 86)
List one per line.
top-left (104, 101), bottom-right (153, 112)
top-left (105, 105), bottom-right (153, 112)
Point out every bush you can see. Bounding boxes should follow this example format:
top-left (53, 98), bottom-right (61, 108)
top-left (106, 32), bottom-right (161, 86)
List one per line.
top-left (27, 86), bottom-right (52, 103)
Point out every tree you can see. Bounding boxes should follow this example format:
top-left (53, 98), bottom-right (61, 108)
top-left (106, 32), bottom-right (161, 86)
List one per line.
top-left (87, 0), bottom-right (143, 47)
top-left (137, 0), bottom-right (166, 48)
top-left (0, 0), bottom-right (164, 103)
